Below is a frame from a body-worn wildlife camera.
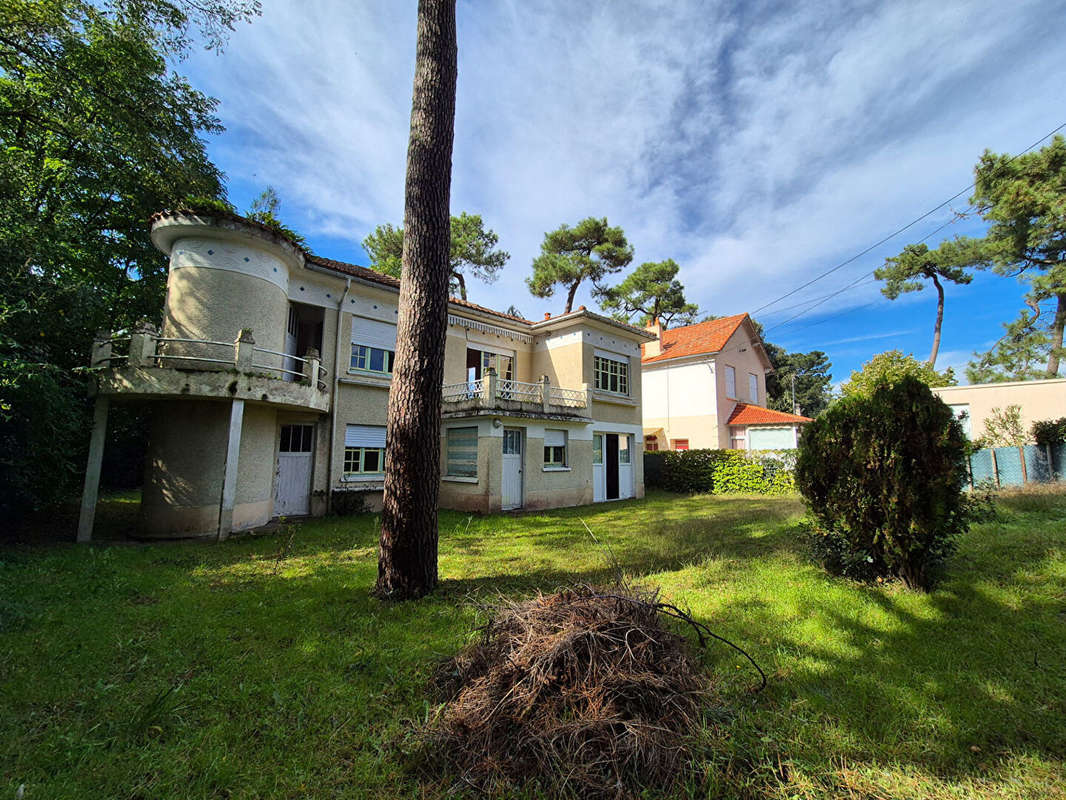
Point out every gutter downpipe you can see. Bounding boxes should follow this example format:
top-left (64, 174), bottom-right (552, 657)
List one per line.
top-left (326, 277), bottom-right (351, 513)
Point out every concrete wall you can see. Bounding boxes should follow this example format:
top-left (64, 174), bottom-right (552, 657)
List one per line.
top-left (932, 378), bottom-right (1066, 440)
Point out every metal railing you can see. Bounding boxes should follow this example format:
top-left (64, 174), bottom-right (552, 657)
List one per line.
top-left (155, 337), bottom-right (235, 368)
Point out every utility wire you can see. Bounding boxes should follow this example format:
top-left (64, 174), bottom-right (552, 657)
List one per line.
top-left (750, 120), bottom-right (1066, 319)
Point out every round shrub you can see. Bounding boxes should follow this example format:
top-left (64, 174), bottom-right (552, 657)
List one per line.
top-left (795, 376), bottom-right (969, 590)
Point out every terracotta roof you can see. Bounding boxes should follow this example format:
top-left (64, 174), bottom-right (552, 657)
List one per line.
top-left (727, 403), bottom-right (812, 426)
top-left (641, 313), bottom-right (749, 363)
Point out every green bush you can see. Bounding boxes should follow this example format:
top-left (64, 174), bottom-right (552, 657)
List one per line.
top-left (1031, 417), bottom-right (1066, 447)
top-left (643, 448), bottom-right (796, 495)
top-left (795, 376), bottom-right (970, 590)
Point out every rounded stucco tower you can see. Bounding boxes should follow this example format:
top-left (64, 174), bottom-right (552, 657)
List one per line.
top-left (138, 212), bottom-right (308, 537)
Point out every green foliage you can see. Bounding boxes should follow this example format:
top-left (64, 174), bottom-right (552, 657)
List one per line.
top-left (643, 448), bottom-right (795, 495)
top-left (966, 308), bottom-right (1053, 383)
top-left (1031, 417), bottom-right (1066, 446)
top-left (840, 350), bottom-right (955, 398)
top-left (362, 212), bottom-right (509, 299)
top-left (967, 135), bottom-right (1066, 377)
top-left (876, 241), bottom-right (975, 301)
top-left (526, 217), bottom-right (633, 313)
top-left (975, 405), bottom-right (1027, 448)
top-left (763, 342), bottom-right (833, 417)
top-left (330, 489), bottom-right (369, 516)
top-left (245, 187), bottom-right (306, 247)
top-left (0, 0), bottom-right (247, 517)
top-left (597, 258), bottom-right (698, 327)
top-left (796, 377), bottom-right (970, 590)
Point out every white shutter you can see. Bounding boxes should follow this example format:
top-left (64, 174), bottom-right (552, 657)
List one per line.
top-left (544, 429), bottom-right (566, 447)
top-left (345, 424), bottom-right (386, 448)
top-left (351, 317), bottom-right (397, 350)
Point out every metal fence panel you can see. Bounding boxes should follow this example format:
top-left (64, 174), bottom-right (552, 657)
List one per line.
top-left (968, 444), bottom-right (1064, 487)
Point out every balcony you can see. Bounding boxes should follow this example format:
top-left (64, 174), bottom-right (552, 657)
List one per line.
top-left (88, 325), bottom-right (331, 412)
top-left (442, 369), bottom-right (590, 421)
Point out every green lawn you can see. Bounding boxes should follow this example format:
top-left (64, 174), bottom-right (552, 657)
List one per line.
top-left (2, 490), bottom-right (1065, 799)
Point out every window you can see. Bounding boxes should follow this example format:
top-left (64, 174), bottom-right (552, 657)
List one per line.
top-left (544, 429), bottom-right (567, 467)
top-left (725, 365), bottom-right (736, 398)
top-left (949, 404), bottom-right (971, 438)
top-left (644, 435), bottom-right (658, 452)
top-left (671, 439), bottom-right (689, 451)
top-left (730, 432), bottom-right (746, 450)
top-left (503, 429), bottom-right (522, 455)
top-left (749, 373), bottom-right (759, 404)
top-left (618, 435), bottom-right (631, 464)
top-left (343, 425), bottom-right (386, 477)
top-left (594, 355), bottom-right (629, 395)
top-left (446, 427), bottom-right (478, 477)
top-left (351, 344), bottom-right (395, 374)
top-left (280, 424), bottom-right (314, 453)
top-left (593, 434), bottom-right (604, 464)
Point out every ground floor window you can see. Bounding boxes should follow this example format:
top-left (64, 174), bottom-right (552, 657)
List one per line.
top-left (671, 438), bottom-right (688, 451)
top-left (544, 429), bottom-right (567, 467)
top-left (644, 435), bottom-right (658, 451)
top-left (446, 426), bottom-right (478, 477)
top-left (730, 431), bottom-right (746, 450)
top-left (344, 424), bottom-right (386, 477)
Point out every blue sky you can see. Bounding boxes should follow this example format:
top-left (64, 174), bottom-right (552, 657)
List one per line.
top-left (182, 0), bottom-right (1066, 385)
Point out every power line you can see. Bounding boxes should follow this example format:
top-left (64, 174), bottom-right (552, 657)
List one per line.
top-left (750, 120), bottom-right (1066, 319)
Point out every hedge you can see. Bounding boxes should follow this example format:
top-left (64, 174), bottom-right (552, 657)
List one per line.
top-left (643, 449), bottom-right (796, 495)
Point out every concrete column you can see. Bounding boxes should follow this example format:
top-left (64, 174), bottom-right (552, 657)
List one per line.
top-left (483, 366), bottom-right (497, 406)
top-left (90, 330), bottom-right (112, 367)
top-left (541, 375), bottom-right (551, 412)
top-left (234, 329), bottom-right (255, 371)
top-left (76, 396), bottom-right (110, 543)
top-left (216, 398), bottom-right (245, 541)
top-left (304, 346), bottom-right (321, 386)
top-left (127, 323), bottom-right (157, 368)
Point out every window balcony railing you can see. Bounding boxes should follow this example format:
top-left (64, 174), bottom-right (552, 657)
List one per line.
top-left (441, 369), bottom-right (589, 414)
top-left (91, 326), bottom-right (328, 391)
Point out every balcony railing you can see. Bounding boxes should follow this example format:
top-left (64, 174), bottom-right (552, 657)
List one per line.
top-left (91, 326), bottom-right (328, 391)
top-left (441, 370), bottom-right (589, 415)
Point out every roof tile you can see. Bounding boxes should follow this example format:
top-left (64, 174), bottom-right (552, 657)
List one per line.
top-left (727, 403), bottom-right (812, 426)
top-left (641, 314), bottom-right (749, 363)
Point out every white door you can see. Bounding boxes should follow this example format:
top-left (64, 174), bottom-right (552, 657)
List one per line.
top-left (502, 428), bottom-right (523, 510)
top-left (618, 434), bottom-right (634, 499)
top-left (592, 434), bottom-right (605, 502)
top-left (276, 424), bottom-right (313, 516)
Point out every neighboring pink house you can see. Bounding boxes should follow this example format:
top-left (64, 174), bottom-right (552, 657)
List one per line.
top-left (640, 314), bottom-right (811, 451)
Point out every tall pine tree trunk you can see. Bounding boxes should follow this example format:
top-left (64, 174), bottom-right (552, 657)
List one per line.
top-left (1047, 292), bottom-right (1066, 377)
top-left (928, 273), bottom-right (945, 367)
top-left (376, 0), bottom-right (456, 600)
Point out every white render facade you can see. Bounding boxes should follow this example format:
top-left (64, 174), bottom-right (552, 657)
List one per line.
top-left (78, 211), bottom-right (653, 540)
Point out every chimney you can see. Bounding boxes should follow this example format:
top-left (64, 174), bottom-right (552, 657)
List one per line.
top-left (543, 312), bottom-right (551, 320)
top-left (643, 318), bottom-right (662, 358)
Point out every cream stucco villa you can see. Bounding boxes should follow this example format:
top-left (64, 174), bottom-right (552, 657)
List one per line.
top-left (77, 211), bottom-right (654, 541)
top-left (641, 314), bottom-right (811, 451)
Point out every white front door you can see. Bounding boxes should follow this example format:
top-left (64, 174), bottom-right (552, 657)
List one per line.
top-left (592, 434), bottom-right (605, 502)
top-left (276, 424), bottom-right (313, 516)
top-left (502, 428), bottom-right (523, 510)
top-left (617, 434), bottom-right (634, 499)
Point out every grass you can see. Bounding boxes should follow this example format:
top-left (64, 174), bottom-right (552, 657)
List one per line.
top-left (2, 489), bottom-right (1065, 799)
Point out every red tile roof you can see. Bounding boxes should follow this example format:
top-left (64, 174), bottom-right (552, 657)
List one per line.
top-left (641, 313), bottom-right (749, 363)
top-left (727, 403), bottom-right (812, 426)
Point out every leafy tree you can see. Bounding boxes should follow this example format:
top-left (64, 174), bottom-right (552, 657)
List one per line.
top-left (975, 405), bottom-right (1027, 448)
top-left (246, 186), bottom-right (305, 246)
top-left (526, 217), bottom-right (633, 314)
top-left (0, 0), bottom-right (253, 521)
top-left (966, 307), bottom-right (1052, 383)
top-left (504, 304), bottom-right (525, 319)
top-left (796, 377), bottom-right (970, 590)
top-left (875, 240), bottom-right (974, 367)
top-left (969, 136), bottom-right (1066, 377)
top-left (841, 350), bottom-right (955, 399)
top-left (764, 344), bottom-right (833, 417)
top-left (363, 212), bottom-right (509, 300)
top-left (1031, 417), bottom-right (1066, 446)
top-left (377, 0), bottom-right (457, 600)
top-left (598, 259), bottom-right (698, 328)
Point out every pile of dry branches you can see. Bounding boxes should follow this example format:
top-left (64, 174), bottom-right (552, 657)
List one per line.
top-left (420, 584), bottom-right (720, 798)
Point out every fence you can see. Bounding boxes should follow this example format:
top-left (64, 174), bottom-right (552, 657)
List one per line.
top-left (968, 443), bottom-right (1065, 488)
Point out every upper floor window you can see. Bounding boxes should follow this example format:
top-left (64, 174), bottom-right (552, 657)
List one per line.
top-left (644, 435), bottom-right (659, 452)
top-left (725, 365), bottom-right (736, 399)
top-left (594, 355), bottom-right (629, 395)
top-left (351, 344), bottom-right (395, 374)
top-left (748, 373), bottom-right (759, 404)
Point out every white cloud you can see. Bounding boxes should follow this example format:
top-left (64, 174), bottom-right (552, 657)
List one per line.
top-left (185, 0), bottom-right (1066, 328)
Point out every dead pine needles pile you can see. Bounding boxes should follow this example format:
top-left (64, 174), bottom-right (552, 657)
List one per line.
top-left (418, 583), bottom-right (725, 798)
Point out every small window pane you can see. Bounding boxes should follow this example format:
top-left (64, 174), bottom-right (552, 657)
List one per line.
top-left (618, 436), bottom-right (631, 464)
top-left (363, 449), bottom-right (381, 473)
top-left (593, 434), bottom-right (603, 464)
